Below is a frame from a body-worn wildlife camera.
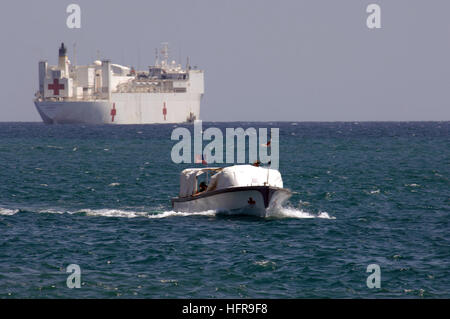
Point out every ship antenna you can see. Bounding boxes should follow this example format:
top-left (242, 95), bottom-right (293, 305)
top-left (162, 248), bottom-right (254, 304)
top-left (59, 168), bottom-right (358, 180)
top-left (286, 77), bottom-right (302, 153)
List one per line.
top-left (164, 43), bottom-right (169, 62)
top-left (161, 42), bottom-right (169, 66)
top-left (155, 48), bottom-right (159, 66)
top-left (137, 43), bottom-right (141, 71)
top-left (73, 42), bottom-right (77, 68)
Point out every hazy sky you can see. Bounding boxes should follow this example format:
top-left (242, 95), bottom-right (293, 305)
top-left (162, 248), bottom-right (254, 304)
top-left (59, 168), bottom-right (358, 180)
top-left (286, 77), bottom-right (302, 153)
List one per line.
top-left (0, 0), bottom-right (449, 121)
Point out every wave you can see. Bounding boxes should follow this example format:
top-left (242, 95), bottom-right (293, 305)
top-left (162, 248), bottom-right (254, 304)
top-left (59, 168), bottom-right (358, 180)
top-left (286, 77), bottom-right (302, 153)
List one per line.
top-left (0, 208), bottom-right (19, 216)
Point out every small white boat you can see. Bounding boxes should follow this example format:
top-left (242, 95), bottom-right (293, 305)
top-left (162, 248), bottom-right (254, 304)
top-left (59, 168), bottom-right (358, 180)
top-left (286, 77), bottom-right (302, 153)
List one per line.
top-left (172, 165), bottom-right (292, 217)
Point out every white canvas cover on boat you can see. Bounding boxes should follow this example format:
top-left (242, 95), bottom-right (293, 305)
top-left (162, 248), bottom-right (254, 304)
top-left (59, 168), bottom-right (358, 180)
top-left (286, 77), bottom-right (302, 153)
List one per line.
top-left (179, 168), bottom-right (220, 197)
top-left (207, 165), bottom-right (283, 192)
top-left (178, 165), bottom-right (284, 197)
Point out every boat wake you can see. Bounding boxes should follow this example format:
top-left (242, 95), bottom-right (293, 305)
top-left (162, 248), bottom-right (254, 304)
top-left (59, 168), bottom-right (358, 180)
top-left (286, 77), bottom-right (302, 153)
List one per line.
top-left (266, 205), bottom-right (335, 219)
top-left (79, 209), bottom-right (217, 219)
top-left (0, 206), bottom-right (335, 220)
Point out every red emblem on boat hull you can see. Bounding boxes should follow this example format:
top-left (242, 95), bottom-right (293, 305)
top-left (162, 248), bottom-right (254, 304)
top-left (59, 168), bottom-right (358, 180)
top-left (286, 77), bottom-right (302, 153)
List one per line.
top-left (163, 102), bottom-right (167, 121)
top-left (111, 103), bottom-right (117, 122)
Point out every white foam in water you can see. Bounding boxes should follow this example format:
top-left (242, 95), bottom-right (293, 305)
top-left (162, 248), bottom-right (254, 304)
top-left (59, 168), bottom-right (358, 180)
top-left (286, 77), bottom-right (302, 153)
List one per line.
top-left (317, 212), bottom-right (335, 219)
top-left (77, 209), bottom-right (149, 218)
top-left (266, 205), bottom-right (336, 219)
top-left (0, 207), bottom-right (19, 216)
top-left (14, 207), bottom-right (217, 219)
top-left (2, 205), bottom-right (335, 220)
top-left (74, 208), bottom-right (217, 219)
top-left (34, 208), bottom-right (143, 218)
top-left (108, 183), bottom-right (121, 187)
top-left (38, 208), bottom-right (65, 215)
top-left (146, 210), bottom-right (217, 219)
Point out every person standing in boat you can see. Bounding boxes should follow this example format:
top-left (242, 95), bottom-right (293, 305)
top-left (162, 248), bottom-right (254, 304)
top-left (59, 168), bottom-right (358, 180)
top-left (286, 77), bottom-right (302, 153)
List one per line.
top-left (194, 182), bottom-right (208, 196)
top-left (198, 182), bottom-right (208, 193)
top-left (252, 160), bottom-right (261, 167)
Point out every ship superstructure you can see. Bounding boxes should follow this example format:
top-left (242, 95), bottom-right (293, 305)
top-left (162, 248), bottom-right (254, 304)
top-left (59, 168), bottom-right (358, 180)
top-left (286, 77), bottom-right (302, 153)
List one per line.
top-left (34, 43), bottom-right (204, 124)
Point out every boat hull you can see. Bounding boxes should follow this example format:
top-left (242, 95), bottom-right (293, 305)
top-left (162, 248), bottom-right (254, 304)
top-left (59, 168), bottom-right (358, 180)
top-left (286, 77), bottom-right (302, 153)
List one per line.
top-left (172, 186), bottom-right (292, 217)
top-left (34, 92), bottom-right (201, 124)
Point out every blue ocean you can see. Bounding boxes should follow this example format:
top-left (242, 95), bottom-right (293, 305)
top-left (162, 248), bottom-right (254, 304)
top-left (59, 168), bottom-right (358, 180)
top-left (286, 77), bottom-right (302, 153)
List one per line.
top-left (0, 122), bottom-right (448, 298)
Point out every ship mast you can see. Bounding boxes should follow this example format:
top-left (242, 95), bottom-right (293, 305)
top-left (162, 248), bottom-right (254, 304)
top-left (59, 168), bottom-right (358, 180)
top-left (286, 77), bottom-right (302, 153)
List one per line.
top-left (161, 42), bottom-right (169, 68)
top-left (73, 42), bottom-right (77, 68)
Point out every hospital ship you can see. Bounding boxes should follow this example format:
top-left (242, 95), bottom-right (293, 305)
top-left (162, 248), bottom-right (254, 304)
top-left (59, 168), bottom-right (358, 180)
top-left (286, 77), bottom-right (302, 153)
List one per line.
top-left (34, 43), bottom-right (204, 124)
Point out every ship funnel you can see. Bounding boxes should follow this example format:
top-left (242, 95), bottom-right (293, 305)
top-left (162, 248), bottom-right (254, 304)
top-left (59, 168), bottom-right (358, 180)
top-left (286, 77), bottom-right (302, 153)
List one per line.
top-left (58, 43), bottom-right (69, 77)
top-left (59, 43), bottom-right (67, 57)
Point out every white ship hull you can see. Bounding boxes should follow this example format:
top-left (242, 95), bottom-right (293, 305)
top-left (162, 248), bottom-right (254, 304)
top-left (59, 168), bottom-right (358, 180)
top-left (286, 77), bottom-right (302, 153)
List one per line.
top-left (34, 92), bottom-right (201, 124)
top-left (172, 186), bottom-right (292, 217)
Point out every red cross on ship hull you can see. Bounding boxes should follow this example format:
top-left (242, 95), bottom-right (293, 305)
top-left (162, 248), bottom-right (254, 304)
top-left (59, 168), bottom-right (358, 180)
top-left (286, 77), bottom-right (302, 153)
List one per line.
top-left (111, 103), bottom-right (117, 122)
top-left (48, 79), bottom-right (65, 96)
top-left (163, 102), bottom-right (167, 121)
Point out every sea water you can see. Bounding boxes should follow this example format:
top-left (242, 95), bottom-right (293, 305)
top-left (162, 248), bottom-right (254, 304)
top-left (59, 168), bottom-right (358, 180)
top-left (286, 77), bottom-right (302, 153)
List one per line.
top-left (0, 122), bottom-right (448, 298)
